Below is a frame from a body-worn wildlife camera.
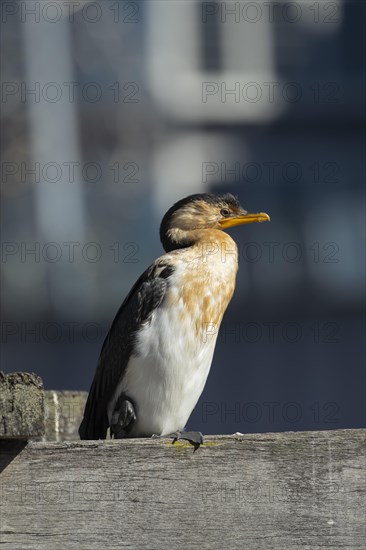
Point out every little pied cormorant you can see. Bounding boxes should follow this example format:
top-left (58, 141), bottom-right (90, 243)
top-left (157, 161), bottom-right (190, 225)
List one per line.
top-left (79, 193), bottom-right (270, 445)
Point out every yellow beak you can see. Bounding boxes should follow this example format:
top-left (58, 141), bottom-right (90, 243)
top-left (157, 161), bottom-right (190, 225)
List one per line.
top-left (220, 212), bottom-right (270, 229)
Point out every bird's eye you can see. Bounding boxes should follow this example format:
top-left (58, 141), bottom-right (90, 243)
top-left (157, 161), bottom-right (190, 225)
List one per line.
top-left (220, 208), bottom-right (230, 217)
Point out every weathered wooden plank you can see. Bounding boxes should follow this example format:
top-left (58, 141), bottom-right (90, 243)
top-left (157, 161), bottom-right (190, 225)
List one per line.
top-left (43, 391), bottom-right (87, 441)
top-left (0, 372), bottom-right (44, 439)
top-left (0, 372), bottom-right (87, 441)
top-left (0, 429), bottom-right (365, 549)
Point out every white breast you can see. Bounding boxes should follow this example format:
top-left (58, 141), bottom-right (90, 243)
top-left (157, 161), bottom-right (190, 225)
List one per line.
top-left (120, 306), bottom-right (217, 436)
top-left (108, 236), bottom-right (238, 437)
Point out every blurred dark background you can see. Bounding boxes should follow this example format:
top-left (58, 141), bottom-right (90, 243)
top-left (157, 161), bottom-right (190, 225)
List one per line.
top-left (1, 0), bottom-right (365, 434)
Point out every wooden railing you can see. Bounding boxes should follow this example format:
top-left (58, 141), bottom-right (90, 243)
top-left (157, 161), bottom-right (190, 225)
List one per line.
top-left (1, 372), bottom-right (365, 549)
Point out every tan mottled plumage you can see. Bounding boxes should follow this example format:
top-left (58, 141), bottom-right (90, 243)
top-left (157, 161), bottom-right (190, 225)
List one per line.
top-left (178, 230), bottom-right (238, 338)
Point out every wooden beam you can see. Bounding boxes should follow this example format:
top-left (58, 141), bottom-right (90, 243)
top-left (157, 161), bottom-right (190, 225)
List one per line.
top-left (0, 370), bottom-right (87, 441)
top-left (0, 372), bottom-right (44, 439)
top-left (44, 391), bottom-right (87, 441)
top-left (0, 429), bottom-right (365, 549)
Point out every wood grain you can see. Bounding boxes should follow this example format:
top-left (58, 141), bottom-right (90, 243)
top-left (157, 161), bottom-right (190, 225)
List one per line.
top-left (0, 429), bottom-right (365, 549)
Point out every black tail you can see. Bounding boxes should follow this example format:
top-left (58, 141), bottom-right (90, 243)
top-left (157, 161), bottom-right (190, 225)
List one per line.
top-left (79, 381), bottom-right (109, 440)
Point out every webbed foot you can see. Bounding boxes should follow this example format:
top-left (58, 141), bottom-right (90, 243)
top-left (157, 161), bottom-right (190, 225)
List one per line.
top-left (171, 430), bottom-right (204, 450)
top-left (110, 395), bottom-right (136, 438)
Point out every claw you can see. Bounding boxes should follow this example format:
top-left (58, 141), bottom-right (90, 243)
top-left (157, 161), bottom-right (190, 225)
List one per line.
top-left (171, 430), bottom-right (204, 450)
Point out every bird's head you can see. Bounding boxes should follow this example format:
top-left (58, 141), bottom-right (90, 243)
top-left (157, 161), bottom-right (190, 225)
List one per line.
top-left (160, 193), bottom-right (270, 252)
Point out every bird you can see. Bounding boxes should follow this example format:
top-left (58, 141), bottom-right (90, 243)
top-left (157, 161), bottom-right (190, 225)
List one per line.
top-left (79, 193), bottom-right (270, 445)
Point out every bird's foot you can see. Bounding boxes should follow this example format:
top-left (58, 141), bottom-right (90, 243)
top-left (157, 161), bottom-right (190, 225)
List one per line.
top-left (171, 430), bottom-right (203, 450)
top-left (150, 431), bottom-right (203, 450)
top-left (110, 395), bottom-right (136, 439)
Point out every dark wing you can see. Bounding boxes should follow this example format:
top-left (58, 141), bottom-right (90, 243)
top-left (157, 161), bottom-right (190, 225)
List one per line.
top-left (79, 261), bottom-right (174, 440)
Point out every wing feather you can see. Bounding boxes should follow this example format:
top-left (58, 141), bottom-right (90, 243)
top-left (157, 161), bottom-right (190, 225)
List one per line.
top-left (79, 261), bottom-right (174, 439)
